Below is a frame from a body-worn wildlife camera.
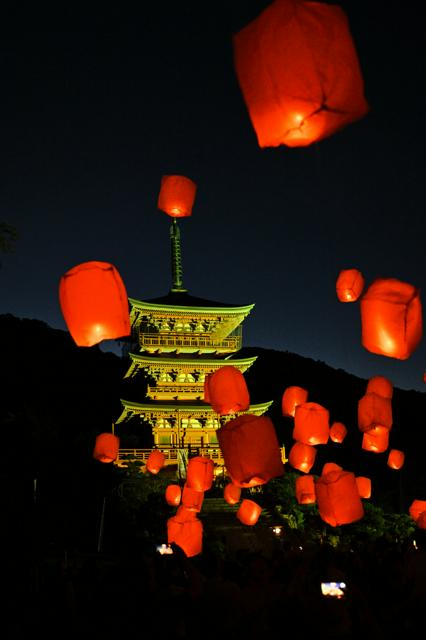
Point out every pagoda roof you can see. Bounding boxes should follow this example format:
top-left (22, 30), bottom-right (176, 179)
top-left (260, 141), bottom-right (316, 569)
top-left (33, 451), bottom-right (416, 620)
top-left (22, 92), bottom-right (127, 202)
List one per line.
top-left (129, 291), bottom-right (254, 313)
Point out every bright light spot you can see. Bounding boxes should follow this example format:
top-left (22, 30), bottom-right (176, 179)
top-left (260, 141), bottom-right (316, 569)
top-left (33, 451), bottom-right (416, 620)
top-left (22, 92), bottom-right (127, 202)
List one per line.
top-left (413, 539), bottom-right (418, 549)
top-left (171, 207), bottom-right (182, 215)
top-left (272, 526), bottom-right (283, 536)
top-left (293, 112), bottom-right (304, 125)
top-left (378, 327), bottom-right (396, 354)
top-left (157, 544), bottom-right (173, 555)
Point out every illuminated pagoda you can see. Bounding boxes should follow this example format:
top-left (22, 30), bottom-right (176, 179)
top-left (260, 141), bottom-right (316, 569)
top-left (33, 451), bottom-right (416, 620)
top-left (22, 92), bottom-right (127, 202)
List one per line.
top-left (115, 213), bottom-right (273, 468)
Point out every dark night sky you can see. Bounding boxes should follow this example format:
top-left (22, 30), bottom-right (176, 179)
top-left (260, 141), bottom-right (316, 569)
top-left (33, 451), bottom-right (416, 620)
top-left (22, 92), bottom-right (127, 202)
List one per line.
top-left (1, 1), bottom-right (425, 391)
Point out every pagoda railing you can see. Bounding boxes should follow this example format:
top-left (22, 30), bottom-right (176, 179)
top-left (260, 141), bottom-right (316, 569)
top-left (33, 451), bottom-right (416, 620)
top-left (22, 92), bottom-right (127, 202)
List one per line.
top-left (139, 333), bottom-right (241, 350)
top-left (116, 447), bottom-right (225, 466)
top-left (147, 383), bottom-right (204, 397)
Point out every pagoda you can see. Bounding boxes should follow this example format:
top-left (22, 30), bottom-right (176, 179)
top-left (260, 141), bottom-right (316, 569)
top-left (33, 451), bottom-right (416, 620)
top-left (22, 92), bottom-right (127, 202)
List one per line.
top-left (115, 214), bottom-right (273, 467)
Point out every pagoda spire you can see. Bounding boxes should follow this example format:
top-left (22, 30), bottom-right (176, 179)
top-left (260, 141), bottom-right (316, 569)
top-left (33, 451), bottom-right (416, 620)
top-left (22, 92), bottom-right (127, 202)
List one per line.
top-left (170, 218), bottom-right (187, 293)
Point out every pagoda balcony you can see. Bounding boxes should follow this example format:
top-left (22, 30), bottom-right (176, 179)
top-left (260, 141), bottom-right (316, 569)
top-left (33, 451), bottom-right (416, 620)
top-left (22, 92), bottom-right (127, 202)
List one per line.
top-left (138, 332), bottom-right (241, 353)
top-left (146, 383), bottom-right (205, 401)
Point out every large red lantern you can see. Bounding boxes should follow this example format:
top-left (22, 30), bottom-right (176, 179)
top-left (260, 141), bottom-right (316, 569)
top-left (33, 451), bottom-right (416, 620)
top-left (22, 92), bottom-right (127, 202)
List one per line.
top-left (217, 413), bottom-right (284, 488)
top-left (165, 484), bottom-right (182, 507)
top-left (336, 269), bottom-right (365, 302)
top-left (293, 402), bottom-right (329, 445)
top-left (59, 261), bottom-right (130, 347)
top-left (358, 393), bottom-right (392, 433)
top-left (93, 433), bottom-right (120, 463)
top-left (281, 385), bottom-right (308, 417)
top-left (387, 449), bottom-right (405, 470)
top-left (233, 0), bottom-right (369, 148)
top-left (408, 500), bottom-right (426, 522)
top-left (146, 449), bottom-right (166, 475)
top-left (236, 499), bottom-right (262, 526)
top-left (315, 470), bottom-right (364, 527)
top-left (295, 475), bottom-right (316, 504)
top-left (181, 485), bottom-right (204, 513)
top-left (356, 476), bottom-right (372, 499)
top-left (329, 422), bottom-right (347, 444)
top-left (288, 441), bottom-right (317, 473)
top-left (208, 365), bottom-right (250, 415)
top-left (185, 456), bottom-right (214, 492)
top-left (223, 483), bottom-right (241, 505)
top-left (157, 175), bottom-right (197, 218)
top-left (361, 426), bottom-right (389, 453)
top-left (366, 375), bottom-right (393, 399)
top-left (360, 278), bottom-right (423, 359)
top-left (167, 514), bottom-right (203, 557)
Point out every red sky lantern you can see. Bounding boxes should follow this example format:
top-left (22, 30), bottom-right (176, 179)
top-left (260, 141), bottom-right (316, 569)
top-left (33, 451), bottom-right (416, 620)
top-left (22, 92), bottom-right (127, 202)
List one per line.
top-left (167, 514), bottom-right (203, 557)
top-left (387, 449), bottom-right (405, 470)
top-left (59, 261), bottom-right (130, 347)
top-left (182, 485), bottom-right (204, 513)
top-left (360, 278), bottom-right (423, 360)
top-left (329, 422), bottom-right (347, 444)
top-left (185, 456), bottom-right (214, 492)
top-left (165, 484), bottom-right (182, 507)
top-left (315, 470), bottom-right (364, 527)
top-left (409, 500), bottom-right (426, 522)
top-left (93, 433), bottom-right (120, 464)
top-left (157, 175), bottom-right (197, 218)
top-left (322, 462), bottom-right (342, 477)
top-left (288, 441), bottom-right (317, 473)
top-left (146, 449), bottom-right (166, 475)
top-left (293, 402), bottom-right (329, 445)
top-left (175, 505), bottom-right (198, 522)
top-left (336, 268), bottom-right (365, 302)
top-left (358, 393), bottom-right (392, 433)
top-left (224, 482), bottom-right (241, 505)
top-left (233, 0), bottom-right (369, 149)
top-left (236, 499), bottom-right (262, 526)
top-left (281, 385), bottom-right (308, 417)
top-left (208, 365), bottom-right (250, 415)
top-left (366, 375), bottom-right (393, 399)
top-left (217, 413), bottom-right (284, 488)
top-left (361, 426), bottom-right (389, 453)
top-left (356, 476), bottom-right (372, 499)
top-left (295, 474), bottom-right (316, 504)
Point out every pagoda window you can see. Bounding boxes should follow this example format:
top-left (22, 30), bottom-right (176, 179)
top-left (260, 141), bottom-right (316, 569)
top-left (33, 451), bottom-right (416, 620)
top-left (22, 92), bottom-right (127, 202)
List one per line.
top-left (160, 320), bottom-right (171, 331)
top-left (194, 321), bottom-right (206, 333)
top-left (177, 372), bottom-right (195, 383)
top-left (158, 435), bottom-right (171, 445)
top-left (189, 418), bottom-right (202, 429)
top-left (157, 418), bottom-right (172, 429)
top-left (159, 371), bottom-right (173, 382)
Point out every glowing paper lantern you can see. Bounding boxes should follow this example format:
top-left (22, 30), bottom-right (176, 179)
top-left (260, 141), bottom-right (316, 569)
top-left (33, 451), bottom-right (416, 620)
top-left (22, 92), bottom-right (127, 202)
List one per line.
top-left (281, 385), bottom-right (308, 417)
top-left (387, 449), bottom-right (405, 470)
top-left (315, 470), bottom-right (364, 527)
top-left (360, 278), bottom-right (423, 359)
top-left (208, 365), bottom-right (250, 415)
top-left (361, 426), bottom-right (389, 453)
top-left (322, 462), bottom-right (342, 477)
top-left (295, 475), bottom-right (316, 504)
top-left (408, 500), bottom-right (426, 522)
top-left (293, 402), bottom-right (329, 445)
top-left (59, 261), bottom-right (131, 347)
top-left (182, 485), bottom-right (204, 513)
top-left (176, 505), bottom-right (197, 522)
top-left (233, 0), bottom-right (369, 148)
top-left (165, 484), bottom-right (182, 507)
top-left (224, 483), bottom-right (241, 505)
top-left (236, 499), bottom-right (262, 526)
top-left (167, 514), bottom-right (203, 557)
top-left (329, 422), bottom-right (347, 444)
top-left (288, 441), bottom-right (317, 473)
top-left (417, 512), bottom-right (426, 530)
top-left (336, 269), bottom-right (365, 302)
top-left (146, 449), bottom-right (166, 475)
top-left (157, 175), bottom-right (197, 218)
top-left (358, 393), bottom-right (392, 433)
top-left (93, 433), bottom-right (120, 464)
top-left (356, 476), bottom-right (372, 499)
top-left (217, 413), bottom-right (284, 487)
top-left (366, 375), bottom-right (393, 399)
top-left (185, 456), bottom-right (214, 492)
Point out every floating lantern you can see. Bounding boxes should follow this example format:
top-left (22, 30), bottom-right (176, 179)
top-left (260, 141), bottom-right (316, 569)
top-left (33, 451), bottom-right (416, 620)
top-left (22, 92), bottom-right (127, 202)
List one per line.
top-left (315, 470), bottom-right (364, 527)
top-left (329, 422), bottom-right (347, 444)
top-left (182, 485), bottom-right (204, 513)
top-left (146, 449), bottom-right (166, 475)
top-left (185, 456), bottom-right (214, 492)
top-left (360, 278), bottom-right (423, 359)
top-left (224, 483), bottom-right (241, 505)
top-left (408, 499), bottom-right (426, 522)
top-left (288, 441), bottom-right (317, 473)
top-left (167, 514), bottom-right (203, 557)
top-left (322, 462), bottom-right (342, 477)
top-left (336, 269), bottom-right (365, 302)
top-left (293, 402), bottom-right (329, 445)
top-left (356, 476), bottom-right (372, 499)
top-left (387, 449), bottom-right (405, 470)
top-left (93, 433), bottom-right (120, 464)
top-left (361, 426), bottom-right (389, 453)
top-left (157, 175), bottom-right (197, 218)
top-left (217, 413), bottom-right (284, 487)
top-left (165, 484), bottom-right (182, 507)
top-left (358, 393), bottom-right (392, 432)
top-left (175, 505), bottom-right (198, 522)
top-left (281, 385), bottom-right (308, 417)
top-left (233, 0), bottom-right (369, 148)
top-left (366, 375), bottom-right (393, 399)
top-left (208, 365), bottom-right (250, 415)
top-left (59, 261), bottom-right (130, 347)
top-left (295, 474), bottom-right (316, 504)
top-left (236, 499), bottom-right (262, 526)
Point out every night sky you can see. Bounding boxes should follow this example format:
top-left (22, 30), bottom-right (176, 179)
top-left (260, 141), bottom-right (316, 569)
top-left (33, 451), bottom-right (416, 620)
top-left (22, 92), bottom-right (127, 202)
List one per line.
top-left (1, 1), bottom-right (425, 391)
